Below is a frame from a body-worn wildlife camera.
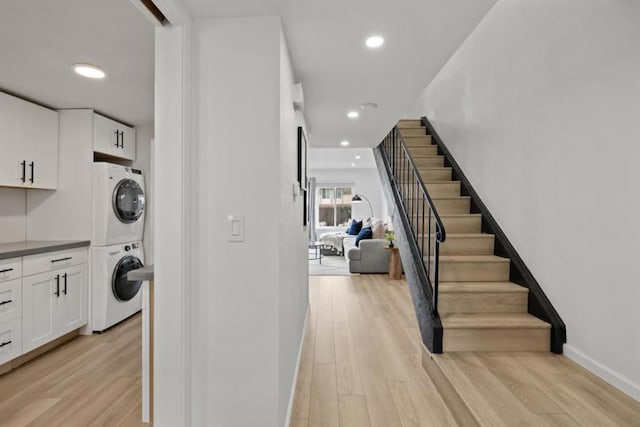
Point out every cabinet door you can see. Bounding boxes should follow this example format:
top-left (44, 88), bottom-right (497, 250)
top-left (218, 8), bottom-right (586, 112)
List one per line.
top-left (0, 318), bottom-right (22, 365)
top-left (119, 125), bottom-right (136, 160)
top-left (0, 92), bottom-right (58, 190)
top-left (0, 92), bottom-right (25, 187)
top-left (58, 264), bottom-right (87, 334)
top-left (28, 104), bottom-right (59, 189)
top-left (94, 114), bottom-right (119, 157)
top-left (22, 271), bottom-right (59, 353)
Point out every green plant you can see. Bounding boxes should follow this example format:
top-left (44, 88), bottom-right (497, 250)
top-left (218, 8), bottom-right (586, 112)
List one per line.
top-left (385, 231), bottom-right (395, 242)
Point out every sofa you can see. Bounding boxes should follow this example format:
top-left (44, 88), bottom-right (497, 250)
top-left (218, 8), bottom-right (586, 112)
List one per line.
top-left (343, 236), bottom-right (391, 273)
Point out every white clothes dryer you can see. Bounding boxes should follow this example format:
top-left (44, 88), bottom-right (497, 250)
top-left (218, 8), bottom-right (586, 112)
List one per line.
top-left (93, 162), bottom-right (145, 246)
top-left (91, 241), bottom-right (144, 332)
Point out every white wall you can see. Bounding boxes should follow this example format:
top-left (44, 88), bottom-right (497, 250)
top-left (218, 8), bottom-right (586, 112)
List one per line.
top-left (409, 0), bottom-right (640, 399)
top-left (278, 29), bottom-right (309, 425)
top-left (309, 167), bottom-right (388, 225)
top-left (0, 188), bottom-right (25, 243)
top-left (167, 16), bottom-right (309, 426)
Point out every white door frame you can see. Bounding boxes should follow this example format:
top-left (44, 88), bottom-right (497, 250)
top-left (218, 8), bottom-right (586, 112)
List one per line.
top-left (152, 1), bottom-right (192, 425)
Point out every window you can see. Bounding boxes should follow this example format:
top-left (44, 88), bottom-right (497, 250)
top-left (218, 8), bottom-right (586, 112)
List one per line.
top-left (317, 186), bottom-right (352, 227)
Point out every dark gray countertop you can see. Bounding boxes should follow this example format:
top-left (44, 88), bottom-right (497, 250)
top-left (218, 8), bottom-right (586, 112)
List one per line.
top-left (0, 240), bottom-right (91, 260)
top-left (127, 264), bottom-right (154, 281)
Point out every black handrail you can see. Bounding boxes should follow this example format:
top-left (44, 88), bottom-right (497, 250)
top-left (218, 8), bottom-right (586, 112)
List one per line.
top-left (381, 126), bottom-right (446, 314)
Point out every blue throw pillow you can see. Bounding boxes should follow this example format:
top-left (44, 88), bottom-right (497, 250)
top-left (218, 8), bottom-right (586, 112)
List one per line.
top-left (355, 227), bottom-right (372, 247)
top-left (347, 220), bottom-right (363, 236)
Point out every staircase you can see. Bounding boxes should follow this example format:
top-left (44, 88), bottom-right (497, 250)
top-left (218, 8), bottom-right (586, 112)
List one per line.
top-left (389, 120), bottom-right (552, 352)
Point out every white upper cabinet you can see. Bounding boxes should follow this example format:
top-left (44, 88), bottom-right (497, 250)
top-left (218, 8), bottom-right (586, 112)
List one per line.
top-left (0, 91), bottom-right (58, 190)
top-left (94, 114), bottom-right (136, 161)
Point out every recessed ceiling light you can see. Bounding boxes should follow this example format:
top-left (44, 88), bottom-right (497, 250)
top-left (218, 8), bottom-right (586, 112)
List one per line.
top-left (366, 36), bottom-right (384, 48)
top-left (351, 163), bottom-right (356, 167)
top-left (355, 155), bottom-right (361, 159)
top-left (73, 63), bottom-right (106, 79)
top-left (341, 140), bottom-right (350, 146)
top-left (360, 102), bottom-right (378, 111)
top-left (347, 111), bottom-right (359, 119)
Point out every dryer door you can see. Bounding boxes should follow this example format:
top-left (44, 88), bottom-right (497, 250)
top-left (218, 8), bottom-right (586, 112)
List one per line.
top-left (112, 179), bottom-right (145, 224)
top-left (112, 255), bottom-right (144, 301)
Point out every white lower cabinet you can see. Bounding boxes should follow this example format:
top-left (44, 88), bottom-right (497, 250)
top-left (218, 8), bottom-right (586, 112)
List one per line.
top-left (0, 318), bottom-right (22, 365)
top-left (0, 246), bottom-right (87, 367)
top-left (22, 263), bottom-right (87, 353)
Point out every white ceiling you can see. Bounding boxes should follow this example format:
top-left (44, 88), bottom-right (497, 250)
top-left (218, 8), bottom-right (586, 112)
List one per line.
top-left (181, 0), bottom-right (497, 147)
top-left (0, 0), bottom-right (496, 147)
top-left (0, 0), bottom-right (154, 126)
top-left (309, 148), bottom-right (376, 170)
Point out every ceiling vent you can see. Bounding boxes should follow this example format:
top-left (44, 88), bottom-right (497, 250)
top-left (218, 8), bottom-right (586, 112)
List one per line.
top-left (293, 83), bottom-right (304, 112)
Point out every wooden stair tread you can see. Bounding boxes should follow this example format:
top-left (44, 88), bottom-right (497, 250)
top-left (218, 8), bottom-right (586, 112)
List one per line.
top-left (439, 282), bottom-right (528, 293)
top-left (438, 255), bottom-right (510, 263)
top-left (441, 313), bottom-right (551, 329)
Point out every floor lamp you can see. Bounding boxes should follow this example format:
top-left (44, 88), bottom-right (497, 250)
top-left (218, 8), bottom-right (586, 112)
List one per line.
top-left (352, 194), bottom-right (373, 218)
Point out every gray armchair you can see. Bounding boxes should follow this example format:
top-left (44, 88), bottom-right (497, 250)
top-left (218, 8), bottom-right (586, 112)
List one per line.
top-left (343, 237), bottom-right (391, 273)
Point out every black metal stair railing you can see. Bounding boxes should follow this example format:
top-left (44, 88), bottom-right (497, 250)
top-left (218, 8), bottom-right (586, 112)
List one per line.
top-left (380, 126), bottom-right (446, 315)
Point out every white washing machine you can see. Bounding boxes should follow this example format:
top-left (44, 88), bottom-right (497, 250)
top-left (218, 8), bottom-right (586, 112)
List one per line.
top-left (92, 241), bottom-right (144, 332)
top-left (93, 162), bottom-right (145, 247)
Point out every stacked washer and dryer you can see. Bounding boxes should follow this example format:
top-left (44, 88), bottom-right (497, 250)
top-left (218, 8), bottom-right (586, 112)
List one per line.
top-left (91, 163), bottom-right (146, 332)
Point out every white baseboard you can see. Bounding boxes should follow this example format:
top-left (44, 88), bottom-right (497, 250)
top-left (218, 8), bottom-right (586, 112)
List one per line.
top-left (564, 344), bottom-right (640, 402)
top-left (284, 305), bottom-right (309, 427)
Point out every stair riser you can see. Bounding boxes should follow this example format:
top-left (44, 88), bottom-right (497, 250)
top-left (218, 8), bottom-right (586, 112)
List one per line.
top-left (415, 158), bottom-right (445, 168)
top-left (433, 198), bottom-right (470, 214)
top-left (400, 183), bottom-right (460, 197)
top-left (431, 236), bottom-right (495, 255)
top-left (407, 145), bottom-right (438, 156)
top-left (426, 183), bottom-right (460, 197)
top-left (402, 134), bottom-right (436, 146)
top-left (412, 216), bottom-right (482, 234)
top-left (400, 179), bottom-right (460, 192)
top-left (397, 120), bottom-right (422, 127)
top-left (443, 328), bottom-right (550, 352)
top-left (400, 128), bottom-right (429, 137)
top-left (430, 261), bottom-right (510, 282)
top-left (421, 169), bottom-right (452, 181)
top-left (439, 293), bottom-right (528, 314)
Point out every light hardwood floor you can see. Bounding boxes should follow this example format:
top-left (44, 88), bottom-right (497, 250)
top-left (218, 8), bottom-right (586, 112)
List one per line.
top-left (292, 275), bottom-right (640, 426)
top-left (0, 314), bottom-right (145, 427)
top-left (291, 275), bottom-right (458, 427)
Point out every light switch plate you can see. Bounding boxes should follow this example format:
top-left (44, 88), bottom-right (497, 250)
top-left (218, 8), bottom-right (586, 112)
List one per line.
top-left (227, 215), bottom-right (245, 242)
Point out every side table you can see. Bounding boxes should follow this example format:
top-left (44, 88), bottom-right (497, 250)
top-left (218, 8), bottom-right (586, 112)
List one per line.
top-left (309, 241), bottom-right (323, 264)
top-left (385, 246), bottom-right (402, 280)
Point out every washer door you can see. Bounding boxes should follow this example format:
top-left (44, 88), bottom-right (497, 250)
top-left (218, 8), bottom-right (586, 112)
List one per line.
top-left (112, 256), bottom-right (144, 302)
top-left (112, 179), bottom-right (145, 224)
